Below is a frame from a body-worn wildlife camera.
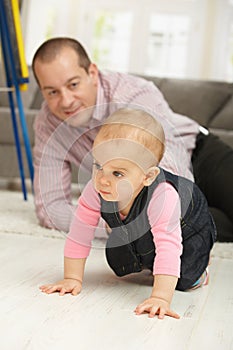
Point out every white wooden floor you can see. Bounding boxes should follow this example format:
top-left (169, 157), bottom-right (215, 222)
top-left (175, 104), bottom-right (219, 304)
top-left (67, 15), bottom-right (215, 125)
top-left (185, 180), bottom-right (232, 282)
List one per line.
top-left (0, 189), bottom-right (233, 350)
top-left (1, 231), bottom-right (233, 350)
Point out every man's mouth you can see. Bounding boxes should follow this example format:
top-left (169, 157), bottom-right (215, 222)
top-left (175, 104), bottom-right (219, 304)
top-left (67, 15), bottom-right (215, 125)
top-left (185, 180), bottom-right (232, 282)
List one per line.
top-left (64, 106), bottom-right (83, 117)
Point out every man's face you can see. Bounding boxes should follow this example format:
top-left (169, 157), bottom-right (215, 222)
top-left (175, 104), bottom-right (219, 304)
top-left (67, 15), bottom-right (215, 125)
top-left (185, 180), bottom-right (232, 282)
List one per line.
top-left (34, 47), bottom-right (98, 125)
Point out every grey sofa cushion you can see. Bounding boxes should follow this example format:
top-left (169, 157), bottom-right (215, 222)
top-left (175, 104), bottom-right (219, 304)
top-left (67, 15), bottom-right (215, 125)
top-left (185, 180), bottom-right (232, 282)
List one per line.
top-left (210, 96), bottom-right (233, 129)
top-left (0, 68), bottom-right (38, 109)
top-left (158, 79), bottom-right (231, 127)
top-left (0, 107), bottom-right (35, 144)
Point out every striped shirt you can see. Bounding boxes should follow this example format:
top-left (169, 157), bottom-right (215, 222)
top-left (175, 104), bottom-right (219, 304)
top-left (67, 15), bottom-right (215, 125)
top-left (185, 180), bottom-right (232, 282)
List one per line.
top-left (33, 71), bottom-right (199, 232)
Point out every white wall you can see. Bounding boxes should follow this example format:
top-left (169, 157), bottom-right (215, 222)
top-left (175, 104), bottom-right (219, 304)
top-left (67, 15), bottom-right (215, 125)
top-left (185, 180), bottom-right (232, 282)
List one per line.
top-left (21, 0), bottom-right (83, 63)
top-left (21, 0), bottom-right (233, 82)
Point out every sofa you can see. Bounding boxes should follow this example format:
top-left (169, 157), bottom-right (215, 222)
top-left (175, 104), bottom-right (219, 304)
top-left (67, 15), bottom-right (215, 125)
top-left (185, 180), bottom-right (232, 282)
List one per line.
top-left (0, 66), bottom-right (233, 240)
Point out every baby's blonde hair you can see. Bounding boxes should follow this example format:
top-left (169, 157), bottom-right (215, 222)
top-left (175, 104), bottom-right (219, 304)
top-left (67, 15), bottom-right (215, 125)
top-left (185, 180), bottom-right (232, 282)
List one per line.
top-left (95, 108), bottom-right (165, 164)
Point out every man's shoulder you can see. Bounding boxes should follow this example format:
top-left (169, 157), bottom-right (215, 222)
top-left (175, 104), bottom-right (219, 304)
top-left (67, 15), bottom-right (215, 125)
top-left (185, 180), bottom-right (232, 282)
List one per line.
top-left (99, 70), bottom-right (155, 89)
top-left (99, 70), bottom-right (157, 101)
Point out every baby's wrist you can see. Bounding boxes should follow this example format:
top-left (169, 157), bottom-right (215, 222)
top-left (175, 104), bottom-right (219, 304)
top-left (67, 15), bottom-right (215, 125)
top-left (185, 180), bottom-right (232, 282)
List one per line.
top-left (64, 276), bottom-right (82, 284)
top-left (150, 295), bottom-right (170, 304)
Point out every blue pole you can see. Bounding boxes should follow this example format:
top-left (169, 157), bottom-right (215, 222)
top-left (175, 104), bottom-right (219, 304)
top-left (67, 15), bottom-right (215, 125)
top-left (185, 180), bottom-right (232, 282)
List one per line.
top-left (14, 82), bottom-right (34, 187)
top-left (0, 0), bottom-right (34, 198)
top-left (8, 90), bottom-right (28, 200)
top-left (0, 4), bottom-right (27, 200)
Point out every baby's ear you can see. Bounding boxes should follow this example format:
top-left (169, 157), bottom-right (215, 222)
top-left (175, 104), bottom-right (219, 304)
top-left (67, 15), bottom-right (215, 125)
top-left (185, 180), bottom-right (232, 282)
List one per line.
top-left (143, 167), bottom-right (160, 186)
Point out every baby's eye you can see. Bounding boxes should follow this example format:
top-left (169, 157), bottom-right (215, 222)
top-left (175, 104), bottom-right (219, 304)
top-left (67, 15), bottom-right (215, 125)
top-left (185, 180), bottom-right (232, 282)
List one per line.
top-left (113, 171), bottom-right (124, 178)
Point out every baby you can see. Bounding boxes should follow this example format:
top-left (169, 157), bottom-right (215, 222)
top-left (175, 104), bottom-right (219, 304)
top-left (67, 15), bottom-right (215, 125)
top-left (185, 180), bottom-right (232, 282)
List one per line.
top-left (40, 108), bottom-right (216, 319)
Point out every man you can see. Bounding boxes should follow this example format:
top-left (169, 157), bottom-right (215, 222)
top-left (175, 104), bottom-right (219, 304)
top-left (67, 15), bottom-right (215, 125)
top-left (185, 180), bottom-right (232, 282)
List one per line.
top-left (32, 37), bottom-right (233, 238)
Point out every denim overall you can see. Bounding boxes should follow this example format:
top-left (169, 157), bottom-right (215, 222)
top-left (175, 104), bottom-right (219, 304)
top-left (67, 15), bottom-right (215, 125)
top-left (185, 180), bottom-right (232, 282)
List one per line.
top-left (100, 168), bottom-right (217, 291)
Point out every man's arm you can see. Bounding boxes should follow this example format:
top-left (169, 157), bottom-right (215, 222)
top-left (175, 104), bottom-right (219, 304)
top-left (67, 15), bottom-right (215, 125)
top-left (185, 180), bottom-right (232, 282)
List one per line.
top-left (33, 156), bottom-right (75, 232)
top-left (33, 107), bottom-right (76, 232)
top-left (116, 74), bottom-right (199, 180)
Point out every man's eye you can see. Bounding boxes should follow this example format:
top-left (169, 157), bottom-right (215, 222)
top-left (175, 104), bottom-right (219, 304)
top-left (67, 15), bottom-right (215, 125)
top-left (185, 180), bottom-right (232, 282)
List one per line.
top-left (113, 171), bottom-right (123, 177)
top-left (48, 90), bottom-right (57, 96)
top-left (69, 81), bottom-right (79, 89)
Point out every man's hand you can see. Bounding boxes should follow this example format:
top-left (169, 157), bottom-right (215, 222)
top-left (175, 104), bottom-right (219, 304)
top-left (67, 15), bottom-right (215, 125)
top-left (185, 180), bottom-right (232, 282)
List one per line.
top-left (39, 278), bottom-right (82, 296)
top-left (134, 296), bottom-right (180, 319)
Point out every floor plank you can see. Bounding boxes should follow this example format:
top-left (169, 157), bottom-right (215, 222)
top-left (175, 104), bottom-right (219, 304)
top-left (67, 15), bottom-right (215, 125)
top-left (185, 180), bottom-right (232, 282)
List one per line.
top-left (1, 232), bottom-right (233, 350)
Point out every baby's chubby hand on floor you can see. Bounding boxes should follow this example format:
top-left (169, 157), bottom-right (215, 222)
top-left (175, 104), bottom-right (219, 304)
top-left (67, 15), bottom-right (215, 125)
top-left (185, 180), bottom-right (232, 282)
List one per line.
top-left (39, 278), bottom-right (82, 296)
top-left (134, 296), bottom-right (180, 319)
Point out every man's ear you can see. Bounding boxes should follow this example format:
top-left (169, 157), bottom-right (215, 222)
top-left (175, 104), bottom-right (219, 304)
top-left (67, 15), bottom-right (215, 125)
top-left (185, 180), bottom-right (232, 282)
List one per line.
top-left (143, 167), bottom-right (160, 186)
top-left (88, 63), bottom-right (98, 85)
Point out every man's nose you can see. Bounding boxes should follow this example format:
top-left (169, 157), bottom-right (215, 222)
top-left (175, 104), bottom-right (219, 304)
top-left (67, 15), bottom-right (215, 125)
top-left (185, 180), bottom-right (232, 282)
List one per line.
top-left (60, 89), bottom-right (75, 107)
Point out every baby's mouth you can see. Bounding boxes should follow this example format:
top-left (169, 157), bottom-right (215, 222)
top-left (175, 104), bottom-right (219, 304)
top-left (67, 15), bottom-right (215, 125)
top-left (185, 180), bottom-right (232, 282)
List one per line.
top-left (99, 189), bottom-right (111, 195)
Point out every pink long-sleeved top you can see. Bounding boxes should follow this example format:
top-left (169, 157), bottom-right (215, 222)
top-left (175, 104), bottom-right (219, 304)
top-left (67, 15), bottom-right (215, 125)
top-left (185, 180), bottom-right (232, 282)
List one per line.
top-left (65, 180), bottom-right (183, 277)
top-left (33, 71), bottom-right (199, 232)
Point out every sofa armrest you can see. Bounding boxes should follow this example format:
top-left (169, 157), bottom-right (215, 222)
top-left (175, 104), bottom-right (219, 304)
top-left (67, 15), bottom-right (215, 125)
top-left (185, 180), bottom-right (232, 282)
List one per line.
top-left (0, 107), bottom-right (36, 145)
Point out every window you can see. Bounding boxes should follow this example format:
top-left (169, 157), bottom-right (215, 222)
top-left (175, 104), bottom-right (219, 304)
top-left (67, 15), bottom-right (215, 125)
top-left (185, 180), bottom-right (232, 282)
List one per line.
top-left (210, 0), bottom-right (233, 81)
top-left (228, 1), bottom-right (233, 80)
top-left (21, 0), bottom-right (233, 81)
top-left (92, 11), bottom-right (133, 72)
top-left (227, 21), bottom-right (233, 80)
top-left (146, 14), bottom-right (190, 78)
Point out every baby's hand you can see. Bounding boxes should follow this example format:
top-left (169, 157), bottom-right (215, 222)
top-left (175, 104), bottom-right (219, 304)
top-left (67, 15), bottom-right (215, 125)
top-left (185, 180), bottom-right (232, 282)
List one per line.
top-left (39, 278), bottom-right (82, 296)
top-left (134, 297), bottom-right (180, 319)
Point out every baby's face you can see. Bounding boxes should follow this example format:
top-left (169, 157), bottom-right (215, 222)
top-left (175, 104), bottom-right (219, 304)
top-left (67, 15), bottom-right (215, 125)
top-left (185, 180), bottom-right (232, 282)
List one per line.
top-left (92, 136), bottom-right (159, 214)
top-left (92, 156), bottom-right (146, 214)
